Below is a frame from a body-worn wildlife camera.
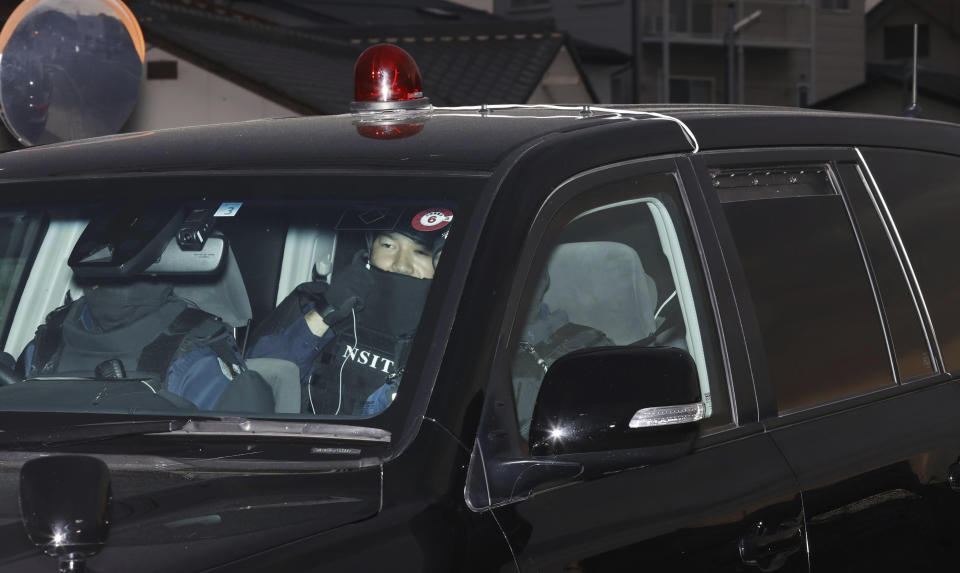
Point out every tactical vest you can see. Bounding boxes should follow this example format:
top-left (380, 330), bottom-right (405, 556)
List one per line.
top-left (248, 280), bottom-right (417, 416)
top-left (29, 301), bottom-right (241, 390)
top-left (307, 318), bottom-right (413, 416)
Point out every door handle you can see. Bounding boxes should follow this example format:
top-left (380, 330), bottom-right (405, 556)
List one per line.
top-left (739, 517), bottom-right (804, 572)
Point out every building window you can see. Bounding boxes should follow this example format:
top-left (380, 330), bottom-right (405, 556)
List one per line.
top-left (884, 24), bottom-right (930, 59)
top-left (821, 0), bottom-right (850, 10)
top-left (510, 0), bottom-right (550, 8)
top-left (672, 0), bottom-right (713, 34)
top-left (645, 0), bottom-right (712, 35)
top-left (670, 77), bottom-right (714, 103)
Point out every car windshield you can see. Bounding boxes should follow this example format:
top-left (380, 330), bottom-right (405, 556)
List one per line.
top-left (0, 176), bottom-right (473, 433)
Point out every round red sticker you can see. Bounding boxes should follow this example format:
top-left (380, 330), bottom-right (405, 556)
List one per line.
top-left (411, 208), bottom-right (453, 231)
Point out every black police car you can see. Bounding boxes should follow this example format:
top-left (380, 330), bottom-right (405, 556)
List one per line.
top-left (2, 42), bottom-right (960, 573)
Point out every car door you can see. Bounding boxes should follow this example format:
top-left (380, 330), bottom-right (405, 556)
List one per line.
top-left (467, 157), bottom-right (809, 572)
top-left (694, 147), bottom-right (960, 571)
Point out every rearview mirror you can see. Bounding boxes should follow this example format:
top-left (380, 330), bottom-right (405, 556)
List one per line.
top-left (529, 346), bottom-right (703, 458)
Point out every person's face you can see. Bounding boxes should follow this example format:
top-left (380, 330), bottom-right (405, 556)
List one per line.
top-left (370, 232), bottom-right (435, 279)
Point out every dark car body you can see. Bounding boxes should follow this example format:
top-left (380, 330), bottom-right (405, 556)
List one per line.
top-left (1, 105), bottom-right (960, 572)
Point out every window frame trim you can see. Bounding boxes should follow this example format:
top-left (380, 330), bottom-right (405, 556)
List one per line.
top-left (855, 147), bottom-right (944, 375)
top-left (509, 157), bottom-right (734, 426)
top-left (692, 146), bottom-right (940, 422)
top-left (489, 154), bottom-right (743, 441)
top-left (464, 154), bottom-right (752, 511)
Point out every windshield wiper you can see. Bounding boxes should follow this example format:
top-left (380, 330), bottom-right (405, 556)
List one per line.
top-left (0, 419), bottom-right (186, 448)
top-left (168, 418), bottom-right (392, 443)
top-left (0, 417), bottom-right (391, 449)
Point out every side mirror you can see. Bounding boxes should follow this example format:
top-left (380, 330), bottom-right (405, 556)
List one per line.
top-left (529, 346), bottom-right (703, 463)
top-left (465, 345), bottom-right (706, 510)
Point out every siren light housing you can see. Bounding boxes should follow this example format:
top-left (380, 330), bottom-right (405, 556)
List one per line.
top-left (351, 44), bottom-right (431, 112)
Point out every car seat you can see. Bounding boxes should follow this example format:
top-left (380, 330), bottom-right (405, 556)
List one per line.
top-left (542, 241), bottom-right (658, 346)
top-left (175, 245), bottom-right (301, 413)
top-left (275, 226), bottom-right (337, 305)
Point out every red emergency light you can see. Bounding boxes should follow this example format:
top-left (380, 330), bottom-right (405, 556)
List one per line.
top-left (351, 44), bottom-right (431, 140)
top-left (352, 44), bottom-right (430, 110)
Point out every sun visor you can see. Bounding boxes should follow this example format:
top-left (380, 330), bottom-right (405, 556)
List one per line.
top-left (69, 205), bottom-right (225, 278)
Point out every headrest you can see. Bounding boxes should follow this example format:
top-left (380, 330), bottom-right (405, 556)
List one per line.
top-left (313, 232), bottom-right (336, 278)
top-left (542, 241), bottom-right (658, 345)
top-left (275, 226), bottom-right (337, 305)
top-left (173, 246), bottom-right (252, 327)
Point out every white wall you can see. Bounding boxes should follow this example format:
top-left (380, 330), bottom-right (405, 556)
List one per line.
top-left (448, 0), bottom-right (494, 13)
top-left (527, 45), bottom-right (595, 104)
top-left (126, 45), bottom-right (299, 132)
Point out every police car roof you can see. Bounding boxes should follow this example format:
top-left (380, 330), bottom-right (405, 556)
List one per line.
top-left (0, 105), bottom-right (958, 180)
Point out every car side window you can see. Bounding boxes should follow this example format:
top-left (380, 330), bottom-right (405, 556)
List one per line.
top-left (0, 211), bottom-right (46, 346)
top-left (511, 172), bottom-right (729, 438)
top-left (860, 149), bottom-right (960, 372)
top-left (713, 163), bottom-right (894, 413)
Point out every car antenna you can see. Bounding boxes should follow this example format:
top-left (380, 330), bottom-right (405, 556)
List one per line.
top-left (904, 22), bottom-right (922, 118)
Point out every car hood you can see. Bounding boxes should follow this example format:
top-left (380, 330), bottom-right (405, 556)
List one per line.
top-left (0, 452), bottom-right (382, 572)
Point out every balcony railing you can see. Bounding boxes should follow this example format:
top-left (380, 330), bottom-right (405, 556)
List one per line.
top-left (640, 0), bottom-right (812, 47)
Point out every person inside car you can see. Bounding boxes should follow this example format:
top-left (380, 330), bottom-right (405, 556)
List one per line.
top-left (247, 207), bottom-right (450, 416)
top-left (512, 272), bottom-right (614, 437)
top-left (18, 279), bottom-right (274, 412)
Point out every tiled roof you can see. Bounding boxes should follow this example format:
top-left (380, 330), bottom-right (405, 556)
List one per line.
top-left (129, 0), bottom-right (566, 114)
top-left (276, 0), bottom-right (504, 26)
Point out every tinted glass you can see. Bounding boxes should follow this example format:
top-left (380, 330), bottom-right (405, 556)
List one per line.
top-left (512, 172), bottom-right (729, 438)
top-left (836, 162), bottom-right (933, 381)
top-left (0, 212), bottom-right (45, 345)
top-left (0, 176), bottom-right (473, 428)
top-left (718, 165), bottom-right (893, 412)
top-left (863, 149), bottom-right (960, 372)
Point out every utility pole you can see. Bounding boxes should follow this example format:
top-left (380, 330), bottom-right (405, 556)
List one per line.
top-left (632, 0), bottom-right (641, 103)
top-left (662, 0), bottom-right (670, 102)
top-left (724, 3), bottom-right (762, 104)
top-left (726, 3), bottom-right (735, 104)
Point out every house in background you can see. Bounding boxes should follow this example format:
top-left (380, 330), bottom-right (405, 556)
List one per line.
top-left (0, 0), bottom-right (594, 136)
top-left (816, 0), bottom-right (960, 121)
top-left (866, 0), bottom-right (960, 75)
top-left (478, 0), bottom-right (865, 107)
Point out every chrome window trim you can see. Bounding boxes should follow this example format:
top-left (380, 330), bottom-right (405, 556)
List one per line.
top-left (854, 147), bottom-right (943, 374)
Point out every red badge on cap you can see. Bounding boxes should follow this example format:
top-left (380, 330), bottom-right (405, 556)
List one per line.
top-left (412, 208), bottom-right (453, 231)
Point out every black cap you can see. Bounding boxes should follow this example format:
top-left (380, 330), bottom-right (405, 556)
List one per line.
top-left (378, 206), bottom-right (452, 257)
